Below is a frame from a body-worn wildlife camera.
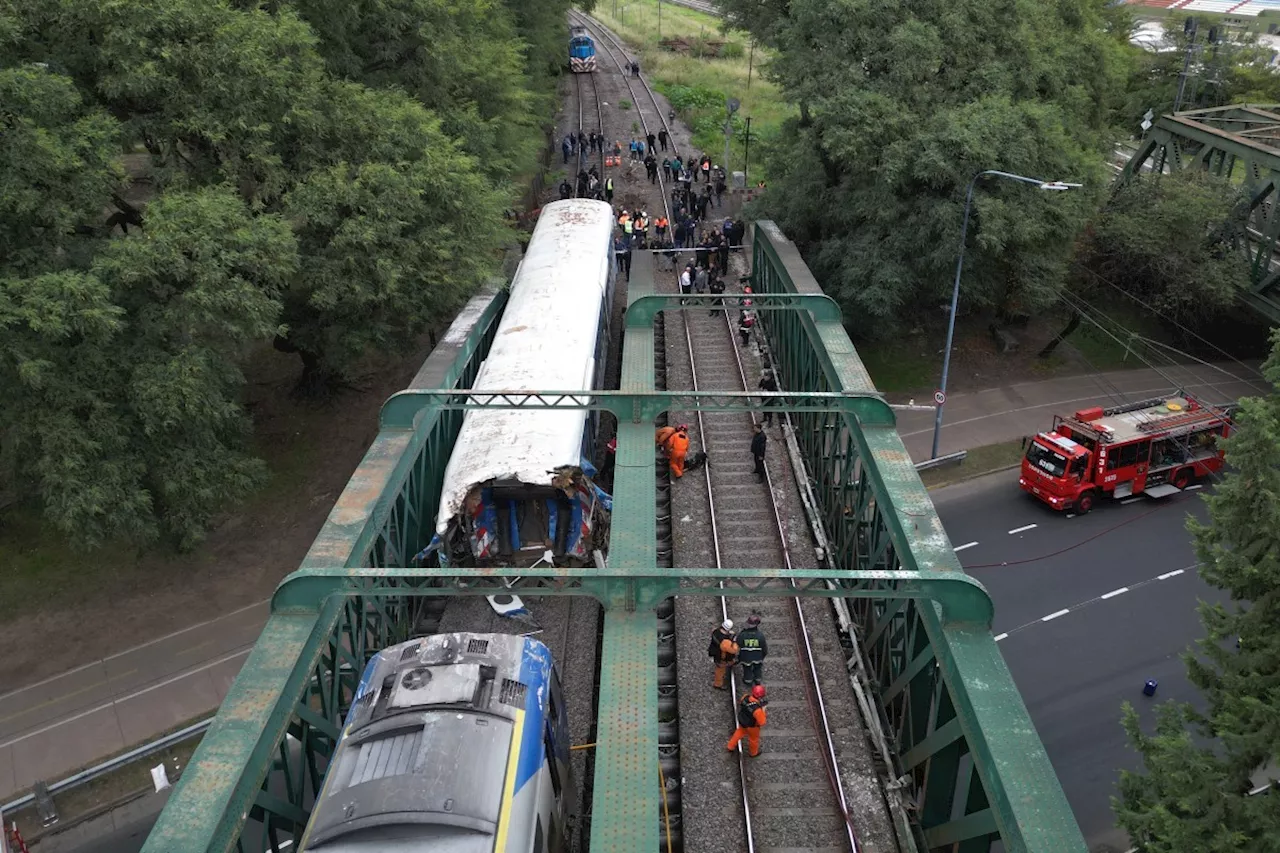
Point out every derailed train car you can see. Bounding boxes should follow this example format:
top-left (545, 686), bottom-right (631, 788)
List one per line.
top-left (428, 199), bottom-right (616, 569)
top-left (298, 632), bottom-right (574, 853)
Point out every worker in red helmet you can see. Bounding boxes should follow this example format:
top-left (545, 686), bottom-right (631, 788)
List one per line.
top-left (726, 684), bottom-right (768, 757)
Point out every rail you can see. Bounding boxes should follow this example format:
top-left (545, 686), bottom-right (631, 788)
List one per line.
top-left (572, 70), bottom-right (605, 196)
top-left (710, 301), bottom-right (859, 852)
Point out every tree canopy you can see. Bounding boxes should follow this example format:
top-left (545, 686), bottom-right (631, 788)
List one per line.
top-left (1115, 330), bottom-right (1280, 851)
top-left (720, 0), bottom-right (1130, 337)
top-left (1079, 171), bottom-right (1248, 327)
top-left (0, 0), bottom-right (558, 545)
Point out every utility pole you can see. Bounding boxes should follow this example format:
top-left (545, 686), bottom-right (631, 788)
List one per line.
top-left (658, 0), bottom-right (662, 39)
top-left (747, 40), bottom-right (755, 93)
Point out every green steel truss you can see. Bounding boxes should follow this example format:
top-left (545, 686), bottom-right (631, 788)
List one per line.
top-left (142, 226), bottom-right (1085, 853)
top-left (1120, 103), bottom-right (1280, 322)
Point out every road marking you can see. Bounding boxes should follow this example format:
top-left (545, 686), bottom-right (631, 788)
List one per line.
top-left (993, 632), bottom-right (1008, 642)
top-left (0, 598), bottom-right (268, 702)
top-left (953, 541), bottom-right (978, 553)
top-left (1121, 497), bottom-right (1142, 505)
top-left (178, 640), bottom-right (215, 657)
top-left (1186, 484), bottom-right (1203, 490)
top-left (0, 646), bottom-right (252, 750)
top-left (0, 669), bottom-right (139, 725)
top-left (1008, 523), bottom-right (1037, 535)
top-left (1065, 513), bottom-right (1076, 519)
top-left (994, 563), bottom-right (1199, 644)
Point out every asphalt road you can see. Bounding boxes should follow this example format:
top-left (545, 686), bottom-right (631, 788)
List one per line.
top-left (933, 470), bottom-right (1224, 852)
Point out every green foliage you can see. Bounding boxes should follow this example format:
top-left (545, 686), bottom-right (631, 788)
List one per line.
top-left (281, 0), bottom-right (546, 180)
top-left (1081, 172), bottom-right (1247, 327)
top-left (2, 188), bottom-right (295, 547)
top-left (0, 66), bottom-right (121, 275)
top-left (0, 0), bottom-right (541, 546)
top-left (618, 98), bottom-right (632, 110)
top-left (718, 41), bottom-right (744, 60)
top-left (720, 0), bottom-right (1128, 338)
top-left (1114, 331), bottom-right (1280, 851)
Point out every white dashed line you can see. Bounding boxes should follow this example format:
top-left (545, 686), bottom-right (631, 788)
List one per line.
top-left (1157, 568), bottom-right (1185, 580)
top-left (1101, 587), bottom-right (1129, 599)
top-left (993, 632), bottom-right (1009, 642)
top-left (1008, 523), bottom-right (1038, 535)
top-left (1121, 497), bottom-right (1142, 505)
top-left (1041, 608), bottom-right (1070, 622)
top-left (953, 541), bottom-right (978, 553)
top-left (1065, 513), bottom-right (1076, 519)
top-left (1186, 484), bottom-right (1203, 490)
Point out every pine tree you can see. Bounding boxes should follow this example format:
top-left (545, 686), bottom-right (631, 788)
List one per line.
top-left (1114, 329), bottom-right (1280, 851)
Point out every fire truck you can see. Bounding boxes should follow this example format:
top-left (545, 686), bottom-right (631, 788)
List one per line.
top-left (1019, 394), bottom-right (1233, 513)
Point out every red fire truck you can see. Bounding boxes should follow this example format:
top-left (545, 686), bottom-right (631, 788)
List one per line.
top-left (1019, 395), bottom-right (1232, 513)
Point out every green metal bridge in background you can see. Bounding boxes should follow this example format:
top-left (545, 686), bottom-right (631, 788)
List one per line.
top-left (1121, 103), bottom-right (1280, 324)
top-left (141, 223), bottom-right (1087, 853)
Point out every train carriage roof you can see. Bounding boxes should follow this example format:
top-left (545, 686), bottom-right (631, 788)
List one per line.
top-left (435, 199), bottom-right (615, 534)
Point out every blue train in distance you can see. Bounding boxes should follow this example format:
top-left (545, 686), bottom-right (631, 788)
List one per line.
top-left (569, 26), bottom-right (596, 72)
top-left (298, 632), bottom-right (574, 853)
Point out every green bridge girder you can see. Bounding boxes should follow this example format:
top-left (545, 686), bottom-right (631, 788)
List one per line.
top-left (141, 224), bottom-right (1086, 853)
top-left (1120, 103), bottom-right (1280, 323)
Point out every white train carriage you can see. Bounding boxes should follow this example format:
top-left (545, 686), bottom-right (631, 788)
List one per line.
top-left (429, 199), bottom-right (616, 568)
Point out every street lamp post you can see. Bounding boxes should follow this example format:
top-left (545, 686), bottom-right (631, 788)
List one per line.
top-left (929, 170), bottom-right (1083, 460)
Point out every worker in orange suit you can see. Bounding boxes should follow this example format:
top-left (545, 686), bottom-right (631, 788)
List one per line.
top-left (726, 684), bottom-right (768, 757)
top-left (655, 425), bottom-right (677, 450)
top-left (708, 618), bottom-right (738, 690)
top-left (666, 424), bottom-right (689, 478)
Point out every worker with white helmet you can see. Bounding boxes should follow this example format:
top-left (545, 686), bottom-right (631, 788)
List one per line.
top-left (708, 618), bottom-right (739, 690)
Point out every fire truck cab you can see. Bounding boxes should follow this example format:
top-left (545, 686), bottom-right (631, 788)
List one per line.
top-left (1019, 395), bottom-right (1232, 513)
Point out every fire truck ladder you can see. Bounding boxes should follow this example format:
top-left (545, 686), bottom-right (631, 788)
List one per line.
top-left (1135, 410), bottom-right (1214, 433)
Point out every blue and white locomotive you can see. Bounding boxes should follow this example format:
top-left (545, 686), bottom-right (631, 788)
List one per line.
top-left (427, 199), bottom-right (616, 569)
top-left (299, 632), bottom-right (574, 853)
top-left (569, 26), bottom-right (596, 72)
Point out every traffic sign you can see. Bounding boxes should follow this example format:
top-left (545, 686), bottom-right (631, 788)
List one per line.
top-left (1143, 108), bottom-right (1154, 122)
top-left (934, 390), bottom-right (946, 406)
top-left (1140, 118), bottom-right (1152, 132)
top-left (727, 97), bottom-right (741, 114)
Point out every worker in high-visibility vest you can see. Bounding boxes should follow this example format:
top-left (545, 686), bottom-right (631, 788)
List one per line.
top-left (726, 685), bottom-right (768, 757)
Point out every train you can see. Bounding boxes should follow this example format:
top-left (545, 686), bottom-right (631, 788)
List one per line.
top-left (426, 199), bottom-right (617, 570)
top-left (569, 26), bottom-right (596, 72)
top-left (298, 632), bottom-right (574, 853)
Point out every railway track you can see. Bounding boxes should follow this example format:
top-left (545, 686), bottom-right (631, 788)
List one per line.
top-left (572, 13), bottom-right (864, 851)
top-left (676, 296), bottom-right (860, 852)
top-left (572, 70), bottom-right (605, 196)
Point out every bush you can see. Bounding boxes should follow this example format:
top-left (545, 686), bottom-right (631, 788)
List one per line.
top-left (618, 98), bottom-right (632, 110)
top-left (719, 41), bottom-right (745, 59)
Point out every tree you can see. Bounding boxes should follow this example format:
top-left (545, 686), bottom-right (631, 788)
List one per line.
top-left (1079, 171), bottom-right (1247, 328)
top-left (1, 188), bottom-right (296, 547)
top-left (282, 0), bottom-right (542, 180)
top-left (280, 112), bottom-right (506, 387)
top-left (1114, 330), bottom-right (1280, 851)
top-left (717, 0), bottom-right (1129, 338)
top-left (0, 65), bottom-right (122, 275)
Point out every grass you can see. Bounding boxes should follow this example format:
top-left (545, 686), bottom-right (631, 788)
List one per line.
top-left (1062, 298), bottom-right (1170, 372)
top-left (588, 0), bottom-right (793, 180)
top-left (856, 336), bottom-right (938, 394)
top-left (918, 439), bottom-right (1027, 491)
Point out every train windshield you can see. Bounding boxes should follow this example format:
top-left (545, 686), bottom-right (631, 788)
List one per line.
top-left (1026, 441), bottom-right (1068, 478)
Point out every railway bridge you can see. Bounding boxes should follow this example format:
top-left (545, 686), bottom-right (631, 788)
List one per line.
top-left (141, 223), bottom-right (1086, 852)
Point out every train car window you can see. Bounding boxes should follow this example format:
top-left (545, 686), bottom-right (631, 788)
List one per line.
top-left (545, 723), bottom-right (564, 797)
